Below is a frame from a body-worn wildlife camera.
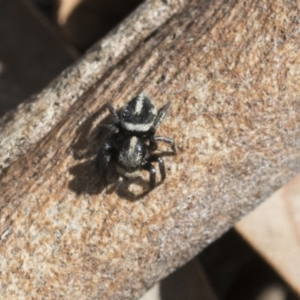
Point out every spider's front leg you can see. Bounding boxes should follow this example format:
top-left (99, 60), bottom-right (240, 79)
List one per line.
top-left (143, 155), bottom-right (166, 188)
top-left (150, 135), bottom-right (176, 153)
top-left (96, 141), bottom-right (113, 185)
top-left (143, 162), bottom-right (156, 188)
top-left (152, 101), bottom-right (171, 129)
top-left (98, 102), bottom-right (120, 135)
top-left (149, 101), bottom-right (176, 153)
top-left (106, 101), bottom-right (120, 126)
top-left (150, 155), bottom-right (166, 182)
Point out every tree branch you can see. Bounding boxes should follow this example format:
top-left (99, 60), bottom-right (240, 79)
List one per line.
top-left (0, 0), bottom-right (299, 299)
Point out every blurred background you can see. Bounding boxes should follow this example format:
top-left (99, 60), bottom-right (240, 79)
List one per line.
top-left (1, 1), bottom-right (299, 299)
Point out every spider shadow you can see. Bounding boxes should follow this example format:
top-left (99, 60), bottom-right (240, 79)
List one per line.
top-left (70, 103), bottom-right (110, 161)
top-left (68, 102), bottom-right (110, 196)
top-left (68, 102), bottom-right (175, 201)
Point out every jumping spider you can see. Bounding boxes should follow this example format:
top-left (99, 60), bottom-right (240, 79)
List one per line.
top-left (96, 94), bottom-right (176, 188)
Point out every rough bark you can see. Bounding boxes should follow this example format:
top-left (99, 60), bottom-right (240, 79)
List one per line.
top-left (0, 0), bottom-right (300, 299)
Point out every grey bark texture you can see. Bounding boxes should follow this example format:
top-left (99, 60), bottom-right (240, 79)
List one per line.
top-left (0, 0), bottom-right (300, 299)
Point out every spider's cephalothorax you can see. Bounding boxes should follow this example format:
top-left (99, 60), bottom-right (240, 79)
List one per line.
top-left (96, 94), bottom-right (176, 188)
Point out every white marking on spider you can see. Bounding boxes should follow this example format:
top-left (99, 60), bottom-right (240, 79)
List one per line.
top-left (116, 165), bottom-right (140, 178)
top-left (123, 122), bottom-right (153, 132)
top-left (129, 136), bottom-right (138, 155)
top-left (134, 94), bottom-right (144, 115)
top-left (119, 136), bottom-right (142, 167)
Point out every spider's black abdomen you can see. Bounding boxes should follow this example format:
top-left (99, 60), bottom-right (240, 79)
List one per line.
top-left (121, 94), bottom-right (157, 133)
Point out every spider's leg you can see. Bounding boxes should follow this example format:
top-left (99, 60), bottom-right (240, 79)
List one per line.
top-left (106, 101), bottom-right (120, 125)
top-left (148, 134), bottom-right (158, 151)
top-left (143, 162), bottom-right (156, 188)
top-left (152, 101), bottom-right (171, 129)
top-left (149, 155), bottom-right (166, 182)
top-left (98, 124), bottom-right (119, 135)
top-left (150, 135), bottom-right (176, 153)
top-left (96, 141), bottom-right (113, 184)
